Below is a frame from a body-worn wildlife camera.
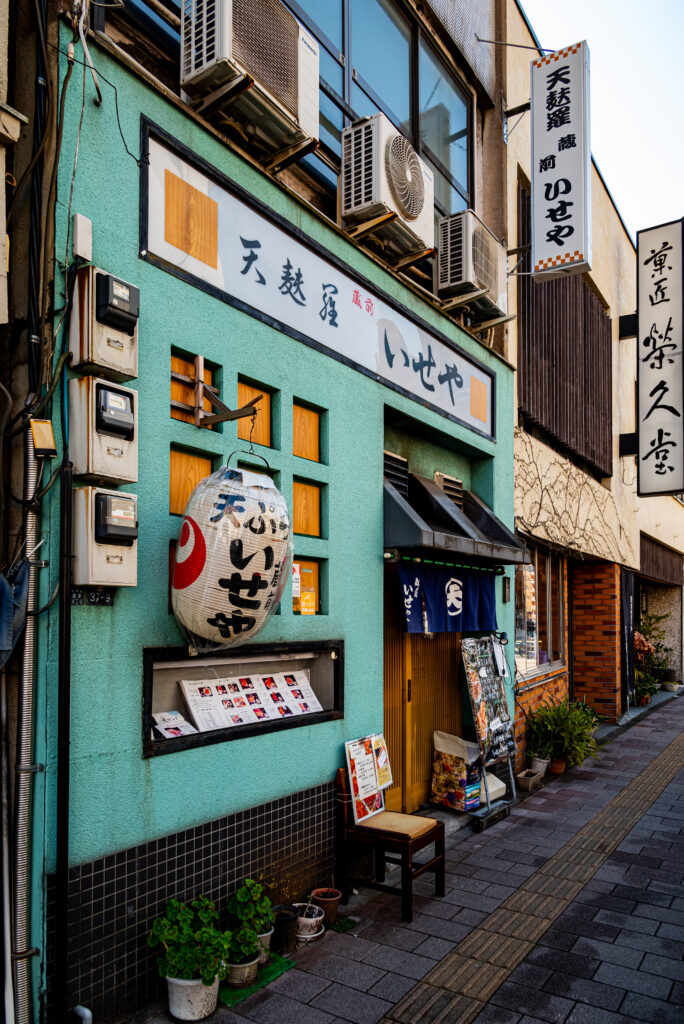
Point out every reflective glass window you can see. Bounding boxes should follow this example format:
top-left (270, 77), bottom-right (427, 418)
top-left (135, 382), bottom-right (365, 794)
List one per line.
top-left (350, 0), bottom-right (411, 131)
top-left (293, 0), bottom-right (343, 51)
top-left (419, 40), bottom-right (469, 196)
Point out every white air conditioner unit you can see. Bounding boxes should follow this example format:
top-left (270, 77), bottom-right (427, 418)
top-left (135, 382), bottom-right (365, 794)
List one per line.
top-left (181, 0), bottom-right (319, 154)
top-left (340, 112), bottom-right (434, 255)
top-left (436, 210), bottom-right (507, 321)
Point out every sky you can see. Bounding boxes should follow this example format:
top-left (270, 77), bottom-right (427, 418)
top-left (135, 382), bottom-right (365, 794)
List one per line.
top-left (519, 0), bottom-right (683, 242)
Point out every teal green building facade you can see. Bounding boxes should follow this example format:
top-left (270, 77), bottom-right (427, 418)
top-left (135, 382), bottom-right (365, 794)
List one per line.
top-left (23, 16), bottom-right (516, 1022)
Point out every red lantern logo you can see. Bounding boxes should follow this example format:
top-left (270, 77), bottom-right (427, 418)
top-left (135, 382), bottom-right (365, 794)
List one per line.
top-left (172, 516), bottom-right (207, 590)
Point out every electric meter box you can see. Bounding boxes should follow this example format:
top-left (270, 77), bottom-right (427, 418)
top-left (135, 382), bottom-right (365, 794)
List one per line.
top-left (69, 266), bottom-right (139, 381)
top-left (73, 487), bottom-right (138, 587)
top-left (69, 377), bottom-right (138, 483)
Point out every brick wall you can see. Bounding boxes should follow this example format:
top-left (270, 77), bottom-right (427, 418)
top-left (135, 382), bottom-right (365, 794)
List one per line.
top-left (513, 669), bottom-right (570, 771)
top-left (571, 561), bottom-right (621, 722)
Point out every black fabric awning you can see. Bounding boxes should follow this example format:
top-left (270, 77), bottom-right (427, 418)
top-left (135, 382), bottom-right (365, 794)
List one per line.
top-left (384, 474), bottom-right (530, 566)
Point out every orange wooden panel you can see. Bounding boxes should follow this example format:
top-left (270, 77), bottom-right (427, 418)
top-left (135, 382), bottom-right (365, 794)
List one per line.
top-left (169, 449), bottom-right (213, 515)
top-left (293, 481), bottom-right (321, 536)
top-left (164, 170), bottom-right (218, 269)
top-left (293, 559), bottom-right (319, 614)
top-left (470, 377), bottom-right (488, 423)
top-left (293, 404), bottom-right (320, 461)
top-left (383, 570), bottom-right (405, 812)
top-left (170, 354), bottom-right (214, 426)
top-left (237, 382), bottom-right (271, 447)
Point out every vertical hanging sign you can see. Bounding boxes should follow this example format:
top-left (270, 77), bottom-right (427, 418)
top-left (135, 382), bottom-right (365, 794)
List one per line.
top-left (531, 41), bottom-right (591, 277)
top-left (637, 219), bottom-right (684, 496)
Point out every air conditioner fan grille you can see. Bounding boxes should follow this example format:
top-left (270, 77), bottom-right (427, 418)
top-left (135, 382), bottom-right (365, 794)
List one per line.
top-left (385, 134), bottom-right (424, 220)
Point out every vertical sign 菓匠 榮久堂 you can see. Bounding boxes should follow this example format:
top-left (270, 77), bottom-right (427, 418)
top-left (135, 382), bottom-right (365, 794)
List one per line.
top-left (637, 219), bottom-right (684, 495)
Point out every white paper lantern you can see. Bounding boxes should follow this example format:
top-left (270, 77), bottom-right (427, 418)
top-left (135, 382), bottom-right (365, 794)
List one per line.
top-left (171, 465), bottom-right (293, 653)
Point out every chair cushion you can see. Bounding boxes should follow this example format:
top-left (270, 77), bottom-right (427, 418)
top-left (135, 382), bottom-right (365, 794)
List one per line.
top-left (357, 811), bottom-right (438, 839)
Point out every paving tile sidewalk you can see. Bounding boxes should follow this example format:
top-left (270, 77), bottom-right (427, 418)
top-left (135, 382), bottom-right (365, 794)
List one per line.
top-left (136, 698), bottom-right (684, 1024)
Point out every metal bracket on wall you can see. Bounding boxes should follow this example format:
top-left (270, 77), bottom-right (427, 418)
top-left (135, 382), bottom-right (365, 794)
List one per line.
top-left (344, 210), bottom-right (398, 242)
top-left (390, 247), bottom-right (436, 271)
top-left (189, 73), bottom-right (254, 119)
top-left (170, 355), bottom-right (262, 427)
top-left (619, 432), bottom-right (638, 457)
top-left (474, 312), bottom-right (516, 333)
top-left (619, 313), bottom-right (638, 339)
top-left (264, 137), bottom-right (319, 174)
top-left (440, 288), bottom-right (488, 313)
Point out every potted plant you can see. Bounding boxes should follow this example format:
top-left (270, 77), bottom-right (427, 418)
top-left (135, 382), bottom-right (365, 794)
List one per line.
top-left (147, 895), bottom-right (231, 1021)
top-left (524, 708), bottom-right (552, 775)
top-left (228, 877), bottom-right (273, 965)
top-left (224, 923), bottom-right (261, 987)
top-left (311, 885), bottom-right (343, 926)
top-left (524, 698), bottom-right (598, 776)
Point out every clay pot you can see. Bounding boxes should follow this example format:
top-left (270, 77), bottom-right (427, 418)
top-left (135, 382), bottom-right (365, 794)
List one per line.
top-left (548, 758), bottom-right (567, 775)
top-left (311, 888), bottom-right (342, 926)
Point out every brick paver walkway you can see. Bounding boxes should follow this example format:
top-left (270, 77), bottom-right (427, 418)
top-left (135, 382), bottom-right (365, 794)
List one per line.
top-left (143, 697), bottom-right (684, 1024)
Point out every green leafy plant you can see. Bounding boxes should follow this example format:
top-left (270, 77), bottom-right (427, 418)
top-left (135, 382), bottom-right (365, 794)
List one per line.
top-left (147, 895), bottom-right (232, 985)
top-left (633, 613), bottom-right (673, 705)
top-left (524, 698), bottom-right (598, 767)
top-left (226, 923), bottom-right (260, 965)
top-left (574, 696), bottom-right (601, 731)
top-left (228, 877), bottom-right (272, 935)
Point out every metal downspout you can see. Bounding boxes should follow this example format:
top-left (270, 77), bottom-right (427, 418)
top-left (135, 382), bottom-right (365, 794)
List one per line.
top-left (12, 431), bottom-right (39, 1024)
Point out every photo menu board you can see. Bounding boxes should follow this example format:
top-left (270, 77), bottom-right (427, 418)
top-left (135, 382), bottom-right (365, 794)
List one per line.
top-left (462, 637), bottom-right (515, 765)
top-left (175, 670), bottom-right (322, 734)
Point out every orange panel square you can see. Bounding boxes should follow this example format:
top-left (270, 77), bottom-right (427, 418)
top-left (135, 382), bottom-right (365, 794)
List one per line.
top-left (165, 170), bottom-right (218, 269)
top-left (470, 377), bottom-right (488, 423)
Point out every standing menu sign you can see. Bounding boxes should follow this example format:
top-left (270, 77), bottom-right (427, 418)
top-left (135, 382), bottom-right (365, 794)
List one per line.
top-left (462, 637), bottom-right (515, 764)
top-left (531, 41), bottom-right (591, 278)
top-left (344, 734), bottom-right (393, 824)
top-left (637, 219), bottom-right (684, 495)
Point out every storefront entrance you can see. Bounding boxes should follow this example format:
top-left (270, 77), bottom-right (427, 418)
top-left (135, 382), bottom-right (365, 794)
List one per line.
top-left (383, 569), bottom-right (462, 812)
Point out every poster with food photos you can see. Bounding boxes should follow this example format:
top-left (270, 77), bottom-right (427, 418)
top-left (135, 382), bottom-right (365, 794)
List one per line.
top-left (177, 669), bottom-right (324, 733)
top-left (461, 638), bottom-right (516, 764)
top-left (345, 736), bottom-right (384, 824)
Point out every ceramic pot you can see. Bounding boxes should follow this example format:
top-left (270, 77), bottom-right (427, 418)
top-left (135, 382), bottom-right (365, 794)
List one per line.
top-left (516, 769), bottom-right (542, 792)
top-left (294, 902), bottom-right (325, 935)
top-left (271, 904), bottom-right (299, 955)
top-left (311, 888), bottom-right (342, 926)
top-left (663, 682), bottom-right (680, 692)
top-left (640, 695), bottom-right (651, 706)
top-left (257, 925), bottom-right (274, 965)
top-left (166, 976), bottom-right (219, 1021)
top-left (224, 954), bottom-right (260, 988)
top-left (548, 758), bottom-right (567, 775)
top-left (527, 755), bottom-right (549, 776)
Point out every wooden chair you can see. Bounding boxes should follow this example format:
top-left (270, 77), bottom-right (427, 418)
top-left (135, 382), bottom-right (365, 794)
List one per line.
top-left (335, 767), bottom-right (445, 923)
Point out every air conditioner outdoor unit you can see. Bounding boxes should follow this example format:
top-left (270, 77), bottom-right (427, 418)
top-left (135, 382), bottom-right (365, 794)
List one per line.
top-left (181, 0), bottom-right (319, 155)
top-left (340, 112), bottom-right (434, 255)
top-left (436, 210), bottom-right (507, 321)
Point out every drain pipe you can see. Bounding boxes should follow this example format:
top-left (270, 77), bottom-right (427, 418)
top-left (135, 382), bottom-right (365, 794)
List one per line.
top-left (74, 1006), bottom-right (92, 1024)
top-left (12, 430), bottom-right (41, 1024)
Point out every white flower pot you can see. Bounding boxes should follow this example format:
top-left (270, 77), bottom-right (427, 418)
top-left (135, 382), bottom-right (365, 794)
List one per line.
top-left (166, 976), bottom-right (219, 1021)
top-left (257, 926), bottom-right (274, 965)
top-left (225, 953), bottom-right (260, 987)
top-left (293, 903), bottom-right (325, 936)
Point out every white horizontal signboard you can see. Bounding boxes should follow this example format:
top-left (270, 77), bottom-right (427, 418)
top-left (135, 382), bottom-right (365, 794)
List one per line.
top-left (637, 219), bottom-right (684, 496)
top-left (143, 132), bottom-right (494, 438)
top-left (531, 41), bottom-right (591, 278)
